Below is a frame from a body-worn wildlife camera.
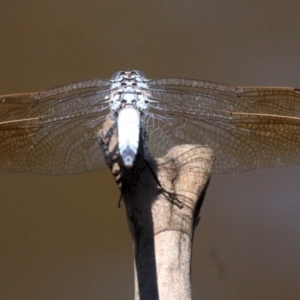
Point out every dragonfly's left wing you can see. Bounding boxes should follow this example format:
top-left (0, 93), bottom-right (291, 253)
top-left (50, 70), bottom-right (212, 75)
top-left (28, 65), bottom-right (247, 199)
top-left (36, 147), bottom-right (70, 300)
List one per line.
top-left (0, 79), bottom-right (112, 174)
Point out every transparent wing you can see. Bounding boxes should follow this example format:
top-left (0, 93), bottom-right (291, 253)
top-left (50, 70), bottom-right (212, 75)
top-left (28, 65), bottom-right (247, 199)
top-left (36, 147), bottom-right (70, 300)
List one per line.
top-left (0, 79), bottom-right (112, 174)
top-left (145, 78), bottom-right (300, 173)
top-left (2, 75), bottom-right (300, 175)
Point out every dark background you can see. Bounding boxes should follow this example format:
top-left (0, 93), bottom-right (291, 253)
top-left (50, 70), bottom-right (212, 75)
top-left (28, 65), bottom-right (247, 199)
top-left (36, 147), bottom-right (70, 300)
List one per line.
top-left (0, 1), bottom-right (300, 299)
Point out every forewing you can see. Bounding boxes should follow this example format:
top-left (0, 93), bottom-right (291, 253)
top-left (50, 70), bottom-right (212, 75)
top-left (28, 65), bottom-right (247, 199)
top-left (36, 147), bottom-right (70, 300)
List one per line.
top-left (146, 78), bottom-right (300, 173)
top-left (0, 79), bottom-right (112, 174)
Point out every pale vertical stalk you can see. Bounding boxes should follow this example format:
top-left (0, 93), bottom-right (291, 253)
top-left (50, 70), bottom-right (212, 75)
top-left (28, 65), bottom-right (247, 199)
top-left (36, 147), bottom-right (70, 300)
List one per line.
top-left (99, 120), bottom-right (213, 299)
top-left (125, 145), bottom-right (213, 300)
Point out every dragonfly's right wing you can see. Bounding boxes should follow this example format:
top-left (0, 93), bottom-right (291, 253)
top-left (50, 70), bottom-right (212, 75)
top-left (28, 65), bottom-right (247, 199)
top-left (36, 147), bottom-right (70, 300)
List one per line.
top-left (146, 78), bottom-right (300, 173)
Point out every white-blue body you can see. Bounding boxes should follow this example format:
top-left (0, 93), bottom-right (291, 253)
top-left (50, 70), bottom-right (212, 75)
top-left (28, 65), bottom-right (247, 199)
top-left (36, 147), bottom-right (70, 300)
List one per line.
top-left (108, 71), bottom-right (149, 168)
top-left (117, 107), bottom-right (140, 167)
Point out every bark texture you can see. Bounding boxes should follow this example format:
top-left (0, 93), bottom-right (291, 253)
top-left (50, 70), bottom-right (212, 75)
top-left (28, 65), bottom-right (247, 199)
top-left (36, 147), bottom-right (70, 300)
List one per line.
top-left (98, 118), bottom-right (214, 300)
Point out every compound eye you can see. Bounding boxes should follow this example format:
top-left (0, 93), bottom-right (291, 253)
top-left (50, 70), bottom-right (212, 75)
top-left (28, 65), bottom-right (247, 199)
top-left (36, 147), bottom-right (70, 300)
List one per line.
top-left (131, 70), bottom-right (146, 79)
top-left (110, 71), bottom-right (125, 81)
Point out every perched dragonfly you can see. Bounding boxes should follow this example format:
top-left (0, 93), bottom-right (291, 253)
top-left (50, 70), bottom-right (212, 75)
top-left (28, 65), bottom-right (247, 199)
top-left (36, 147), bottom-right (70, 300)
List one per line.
top-left (1, 70), bottom-right (300, 174)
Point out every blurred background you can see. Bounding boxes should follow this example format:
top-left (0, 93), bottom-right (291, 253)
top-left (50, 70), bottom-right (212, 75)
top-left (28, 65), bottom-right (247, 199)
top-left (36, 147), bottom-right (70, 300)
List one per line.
top-left (0, 1), bottom-right (300, 299)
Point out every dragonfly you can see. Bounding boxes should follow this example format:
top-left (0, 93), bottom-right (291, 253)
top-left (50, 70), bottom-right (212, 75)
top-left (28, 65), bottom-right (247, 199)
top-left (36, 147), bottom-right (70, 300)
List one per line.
top-left (1, 70), bottom-right (300, 175)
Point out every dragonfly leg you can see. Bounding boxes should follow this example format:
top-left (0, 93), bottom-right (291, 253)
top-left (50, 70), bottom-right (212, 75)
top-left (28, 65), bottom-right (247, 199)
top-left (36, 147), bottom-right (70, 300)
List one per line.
top-left (144, 159), bottom-right (183, 208)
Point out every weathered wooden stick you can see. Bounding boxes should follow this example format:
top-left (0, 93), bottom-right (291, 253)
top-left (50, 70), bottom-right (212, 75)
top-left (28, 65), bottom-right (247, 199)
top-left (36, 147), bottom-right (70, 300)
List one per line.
top-left (98, 118), bottom-right (214, 300)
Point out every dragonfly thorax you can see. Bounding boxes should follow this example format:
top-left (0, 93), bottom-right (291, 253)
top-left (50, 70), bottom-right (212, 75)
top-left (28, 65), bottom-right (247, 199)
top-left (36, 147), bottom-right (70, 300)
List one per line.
top-left (109, 70), bottom-right (149, 112)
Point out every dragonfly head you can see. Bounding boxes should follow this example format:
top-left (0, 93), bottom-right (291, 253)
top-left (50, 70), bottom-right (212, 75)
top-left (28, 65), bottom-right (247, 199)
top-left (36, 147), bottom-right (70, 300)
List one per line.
top-left (110, 70), bottom-right (147, 82)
